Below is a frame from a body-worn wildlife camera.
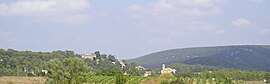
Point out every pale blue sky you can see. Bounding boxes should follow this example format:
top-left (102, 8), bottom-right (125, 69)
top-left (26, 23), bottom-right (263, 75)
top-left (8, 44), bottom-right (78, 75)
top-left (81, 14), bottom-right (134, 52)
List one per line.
top-left (0, 0), bottom-right (269, 59)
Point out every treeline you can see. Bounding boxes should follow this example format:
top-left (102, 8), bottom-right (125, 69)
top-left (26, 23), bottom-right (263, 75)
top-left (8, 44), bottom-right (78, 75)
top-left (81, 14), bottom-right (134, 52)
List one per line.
top-left (167, 63), bottom-right (270, 81)
top-left (0, 49), bottom-right (141, 77)
top-left (0, 49), bottom-right (79, 76)
top-left (168, 63), bottom-right (225, 77)
top-left (197, 70), bottom-right (270, 81)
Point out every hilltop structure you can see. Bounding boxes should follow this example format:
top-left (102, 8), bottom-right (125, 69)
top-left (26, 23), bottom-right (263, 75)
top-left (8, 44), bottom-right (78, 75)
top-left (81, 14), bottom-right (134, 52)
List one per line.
top-left (161, 64), bottom-right (176, 74)
top-left (119, 60), bottom-right (126, 68)
top-left (81, 54), bottom-right (96, 60)
top-left (135, 65), bottom-right (145, 70)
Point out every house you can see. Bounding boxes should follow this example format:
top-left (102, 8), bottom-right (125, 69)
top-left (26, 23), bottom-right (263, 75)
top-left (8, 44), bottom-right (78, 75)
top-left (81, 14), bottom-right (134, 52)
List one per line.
top-left (144, 71), bottom-right (152, 77)
top-left (81, 54), bottom-right (96, 60)
top-left (119, 60), bottom-right (126, 68)
top-left (124, 71), bottom-right (128, 75)
top-left (24, 67), bottom-right (35, 75)
top-left (264, 79), bottom-right (267, 83)
top-left (135, 66), bottom-right (145, 70)
top-left (112, 62), bottom-right (116, 64)
top-left (41, 69), bottom-right (48, 75)
top-left (161, 64), bottom-right (176, 74)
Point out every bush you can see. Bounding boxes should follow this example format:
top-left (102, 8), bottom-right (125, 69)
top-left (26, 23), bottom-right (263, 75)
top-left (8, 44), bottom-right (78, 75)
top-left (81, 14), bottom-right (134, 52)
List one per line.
top-left (115, 73), bottom-right (126, 84)
top-left (161, 80), bottom-right (169, 84)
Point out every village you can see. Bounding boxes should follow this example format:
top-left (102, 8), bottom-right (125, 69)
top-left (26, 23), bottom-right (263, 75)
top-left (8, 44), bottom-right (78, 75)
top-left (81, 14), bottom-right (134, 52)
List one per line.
top-left (81, 52), bottom-right (177, 77)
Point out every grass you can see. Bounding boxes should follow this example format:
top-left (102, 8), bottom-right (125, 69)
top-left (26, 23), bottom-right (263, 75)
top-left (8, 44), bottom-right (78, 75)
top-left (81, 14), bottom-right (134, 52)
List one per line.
top-left (0, 76), bottom-right (46, 84)
top-left (0, 76), bottom-right (266, 84)
top-left (140, 73), bottom-right (266, 84)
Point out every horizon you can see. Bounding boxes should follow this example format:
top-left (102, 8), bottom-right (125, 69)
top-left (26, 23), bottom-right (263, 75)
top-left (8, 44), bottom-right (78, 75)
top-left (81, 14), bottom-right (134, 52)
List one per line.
top-left (1, 44), bottom-right (269, 59)
top-left (1, 0), bottom-right (270, 59)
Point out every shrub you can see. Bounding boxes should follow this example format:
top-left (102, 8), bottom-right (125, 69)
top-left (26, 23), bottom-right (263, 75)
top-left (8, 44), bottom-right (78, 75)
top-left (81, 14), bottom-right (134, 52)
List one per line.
top-left (115, 73), bottom-right (126, 84)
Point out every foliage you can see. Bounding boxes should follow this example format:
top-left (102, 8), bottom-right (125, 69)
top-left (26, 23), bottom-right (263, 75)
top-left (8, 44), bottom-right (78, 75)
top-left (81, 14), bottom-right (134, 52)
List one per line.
top-left (0, 49), bottom-right (79, 76)
top-left (161, 80), bottom-right (169, 84)
top-left (46, 58), bottom-right (92, 84)
top-left (115, 73), bottom-right (126, 84)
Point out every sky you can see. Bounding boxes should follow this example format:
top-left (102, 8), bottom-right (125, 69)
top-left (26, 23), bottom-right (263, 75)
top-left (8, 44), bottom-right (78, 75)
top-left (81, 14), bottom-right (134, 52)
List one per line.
top-left (0, 0), bottom-right (269, 59)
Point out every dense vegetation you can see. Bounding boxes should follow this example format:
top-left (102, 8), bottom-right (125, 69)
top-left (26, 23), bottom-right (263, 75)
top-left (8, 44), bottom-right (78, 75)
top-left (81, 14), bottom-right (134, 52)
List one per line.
top-left (0, 49), bottom-right (142, 76)
top-left (166, 64), bottom-right (270, 81)
top-left (0, 49), bottom-right (79, 76)
top-left (85, 72), bottom-right (270, 84)
top-left (0, 48), bottom-right (147, 83)
top-left (127, 45), bottom-right (270, 71)
top-left (46, 58), bottom-right (92, 84)
top-left (1, 48), bottom-right (270, 84)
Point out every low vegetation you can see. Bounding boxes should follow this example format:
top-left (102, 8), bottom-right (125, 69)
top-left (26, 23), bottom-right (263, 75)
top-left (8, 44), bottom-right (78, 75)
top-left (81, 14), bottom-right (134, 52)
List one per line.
top-left (0, 76), bottom-right (46, 84)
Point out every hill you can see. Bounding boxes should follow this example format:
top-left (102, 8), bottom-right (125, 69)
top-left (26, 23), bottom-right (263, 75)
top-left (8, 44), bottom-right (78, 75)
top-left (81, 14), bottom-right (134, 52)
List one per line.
top-left (0, 49), bottom-right (140, 76)
top-left (127, 45), bottom-right (270, 71)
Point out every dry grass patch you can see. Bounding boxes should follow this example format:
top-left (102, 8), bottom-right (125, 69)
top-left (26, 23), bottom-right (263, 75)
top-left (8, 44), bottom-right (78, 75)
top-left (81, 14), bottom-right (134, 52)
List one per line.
top-left (0, 76), bottom-right (46, 84)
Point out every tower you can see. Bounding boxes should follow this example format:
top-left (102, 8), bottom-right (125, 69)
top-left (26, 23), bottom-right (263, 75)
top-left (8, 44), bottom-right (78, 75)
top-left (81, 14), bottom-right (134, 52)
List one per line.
top-left (162, 64), bottom-right (165, 70)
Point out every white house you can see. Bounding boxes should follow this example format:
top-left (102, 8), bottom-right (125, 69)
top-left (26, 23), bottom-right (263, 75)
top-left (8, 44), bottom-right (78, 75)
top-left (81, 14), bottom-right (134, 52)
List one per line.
top-left (41, 69), bottom-right (48, 75)
top-left (135, 65), bottom-right (145, 70)
top-left (144, 71), bottom-right (152, 77)
top-left (81, 54), bottom-right (96, 59)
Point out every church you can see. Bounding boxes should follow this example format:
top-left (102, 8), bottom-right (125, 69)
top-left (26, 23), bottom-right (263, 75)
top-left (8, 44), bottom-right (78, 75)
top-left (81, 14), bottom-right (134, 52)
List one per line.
top-left (161, 64), bottom-right (177, 74)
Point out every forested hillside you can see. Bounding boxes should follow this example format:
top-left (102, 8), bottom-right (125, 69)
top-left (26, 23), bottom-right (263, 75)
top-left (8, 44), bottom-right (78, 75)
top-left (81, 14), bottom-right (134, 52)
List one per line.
top-left (0, 49), bottom-right (141, 76)
top-left (127, 45), bottom-right (270, 71)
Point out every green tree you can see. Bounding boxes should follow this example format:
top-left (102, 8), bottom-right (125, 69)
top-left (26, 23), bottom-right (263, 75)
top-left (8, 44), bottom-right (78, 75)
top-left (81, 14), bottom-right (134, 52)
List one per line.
top-left (46, 58), bottom-right (92, 84)
top-left (94, 51), bottom-right (101, 59)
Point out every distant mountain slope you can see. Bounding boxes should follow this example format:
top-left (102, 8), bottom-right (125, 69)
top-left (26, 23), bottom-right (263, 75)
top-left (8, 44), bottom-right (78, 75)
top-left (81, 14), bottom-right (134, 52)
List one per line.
top-left (127, 45), bottom-right (270, 71)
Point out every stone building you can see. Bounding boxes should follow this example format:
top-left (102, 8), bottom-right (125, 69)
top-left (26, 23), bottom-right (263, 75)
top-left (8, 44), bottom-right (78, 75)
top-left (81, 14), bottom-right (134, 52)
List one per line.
top-left (81, 54), bottom-right (96, 60)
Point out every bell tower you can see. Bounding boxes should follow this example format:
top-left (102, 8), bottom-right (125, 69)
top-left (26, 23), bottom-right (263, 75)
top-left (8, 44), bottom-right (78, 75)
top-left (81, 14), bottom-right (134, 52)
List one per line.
top-left (162, 64), bottom-right (165, 70)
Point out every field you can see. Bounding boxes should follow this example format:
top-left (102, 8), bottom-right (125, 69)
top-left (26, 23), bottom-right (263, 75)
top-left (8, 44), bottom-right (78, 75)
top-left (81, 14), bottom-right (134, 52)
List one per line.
top-left (0, 75), bottom-right (266, 84)
top-left (88, 76), bottom-right (155, 84)
top-left (0, 76), bottom-right (46, 84)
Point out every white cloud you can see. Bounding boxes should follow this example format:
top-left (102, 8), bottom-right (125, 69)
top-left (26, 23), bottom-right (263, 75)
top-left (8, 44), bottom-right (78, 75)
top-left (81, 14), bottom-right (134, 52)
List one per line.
top-left (249, 0), bottom-right (264, 3)
top-left (231, 18), bottom-right (250, 27)
top-left (129, 0), bottom-right (221, 20)
top-left (0, 0), bottom-right (90, 16)
top-left (0, 0), bottom-right (90, 24)
top-left (128, 0), bottom-right (224, 41)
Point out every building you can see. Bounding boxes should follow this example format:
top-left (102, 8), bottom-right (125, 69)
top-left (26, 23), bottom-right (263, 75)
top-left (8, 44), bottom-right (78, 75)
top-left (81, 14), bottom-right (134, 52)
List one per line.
top-left (119, 60), bottom-right (126, 68)
top-left (144, 71), bottom-right (152, 77)
top-left (161, 64), bottom-right (176, 74)
top-left (135, 65), bottom-right (145, 70)
top-left (81, 54), bottom-right (96, 60)
top-left (41, 69), bottom-right (48, 75)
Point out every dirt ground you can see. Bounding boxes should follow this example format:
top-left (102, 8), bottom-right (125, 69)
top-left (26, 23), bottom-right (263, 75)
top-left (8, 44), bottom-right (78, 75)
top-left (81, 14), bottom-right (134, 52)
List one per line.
top-left (0, 76), bottom-right (46, 84)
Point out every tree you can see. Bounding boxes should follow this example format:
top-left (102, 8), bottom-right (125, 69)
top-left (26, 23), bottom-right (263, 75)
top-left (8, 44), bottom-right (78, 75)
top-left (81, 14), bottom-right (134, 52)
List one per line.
top-left (46, 58), bottom-right (92, 84)
top-left (108, 54), bottom-right (116, 62)
top-left (94, 51), bottom-right (101, 59)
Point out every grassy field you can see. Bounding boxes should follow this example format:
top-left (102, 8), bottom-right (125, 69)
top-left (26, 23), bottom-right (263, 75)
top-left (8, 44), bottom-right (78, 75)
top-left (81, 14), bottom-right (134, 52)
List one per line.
top-left (0, 76), bottom-right (46, 84)
top-left (0, 76), bottom-right (267, 84)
